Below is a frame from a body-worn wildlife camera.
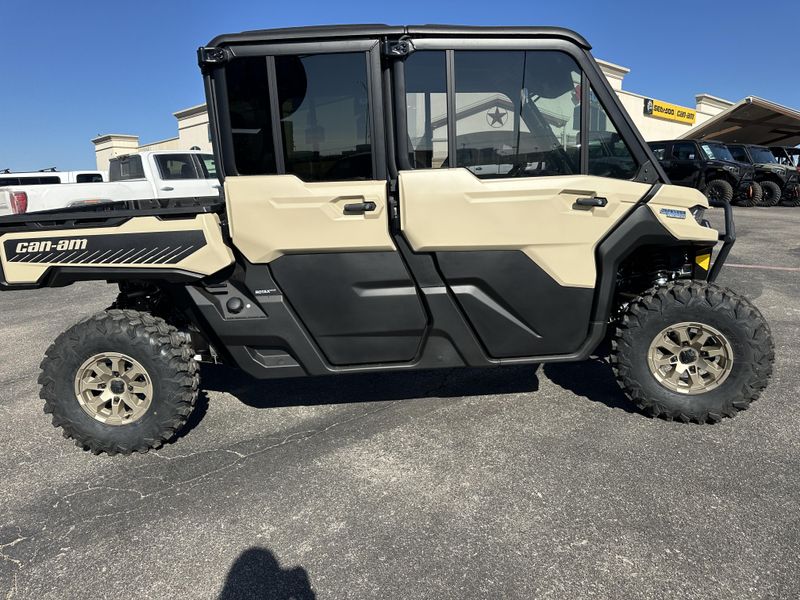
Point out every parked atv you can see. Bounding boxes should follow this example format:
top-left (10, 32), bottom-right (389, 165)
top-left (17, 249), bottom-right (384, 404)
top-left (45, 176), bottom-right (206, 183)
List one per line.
top-left (0, 25), bottom-right (774, 454)
top-left (727, 144), bottom-right (800, 207)
top-left (769, 146), bottom-right (800, 206)
top-left (647, 139), bottom-right (756, 207)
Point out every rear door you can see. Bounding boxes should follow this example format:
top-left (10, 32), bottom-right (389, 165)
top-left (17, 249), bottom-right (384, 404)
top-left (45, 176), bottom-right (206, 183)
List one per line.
top-left (150, 153), bottom-right (219, 199)
top-left (396, 43), bottom-right (654, 358)
top-left (215, 40), bottom-right (427, 366)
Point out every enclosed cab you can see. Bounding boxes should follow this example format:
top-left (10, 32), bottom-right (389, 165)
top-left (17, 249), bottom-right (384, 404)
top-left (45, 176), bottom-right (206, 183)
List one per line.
top-left (727, 143), bottom-right (800, 206)
top-left (647, 139), bottom-right (755, 206)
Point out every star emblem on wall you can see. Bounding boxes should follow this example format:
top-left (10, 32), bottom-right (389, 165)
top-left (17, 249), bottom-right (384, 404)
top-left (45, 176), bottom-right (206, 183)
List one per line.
top-left (486, 107), bottom-right (508, 128)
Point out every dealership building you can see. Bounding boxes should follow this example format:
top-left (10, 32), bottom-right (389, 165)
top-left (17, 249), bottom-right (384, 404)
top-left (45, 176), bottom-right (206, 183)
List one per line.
top-left (91, 59), bottom-right (800, 171)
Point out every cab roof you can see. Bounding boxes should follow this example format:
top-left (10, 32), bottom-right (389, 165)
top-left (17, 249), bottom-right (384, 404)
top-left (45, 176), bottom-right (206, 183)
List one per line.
top-left (207, 24), bottom-right (591, 50)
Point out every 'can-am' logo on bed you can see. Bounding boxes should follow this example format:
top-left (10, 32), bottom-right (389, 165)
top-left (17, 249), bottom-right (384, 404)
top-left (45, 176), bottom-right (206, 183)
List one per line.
top-left (15, 238), bottom-right (88, 253)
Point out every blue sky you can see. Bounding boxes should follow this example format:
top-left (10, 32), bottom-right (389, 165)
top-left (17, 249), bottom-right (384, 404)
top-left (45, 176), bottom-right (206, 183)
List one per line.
top-left (2, 0), bottom-right (799, 171)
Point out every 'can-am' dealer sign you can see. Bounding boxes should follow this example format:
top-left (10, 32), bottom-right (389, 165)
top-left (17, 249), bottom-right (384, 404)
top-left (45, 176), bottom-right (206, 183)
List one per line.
top-left (643, 98), bottom-right (696, 125)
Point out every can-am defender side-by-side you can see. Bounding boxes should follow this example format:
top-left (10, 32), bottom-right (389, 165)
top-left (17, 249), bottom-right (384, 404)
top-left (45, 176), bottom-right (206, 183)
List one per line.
top-left (0, 25), bottom-right (773, 454)
top-left (727, 143), bottom-right (800, 207)
top-left (647, 139), bottom-right (758, 207)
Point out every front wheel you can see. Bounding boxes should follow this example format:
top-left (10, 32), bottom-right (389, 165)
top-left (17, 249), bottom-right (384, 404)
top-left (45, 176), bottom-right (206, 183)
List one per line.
top-left (758, 180), bottom-right (781, 207)
top-left (780, 183), bottom-right (800, 207)
top-left (39, 310), bottom-right (199, 455)
top-left (611, 281), bottom-right (773, 423)
top-left (703, 179), bottom-right (733, 207)
top-left (735, 181), bottom-right (760, 207)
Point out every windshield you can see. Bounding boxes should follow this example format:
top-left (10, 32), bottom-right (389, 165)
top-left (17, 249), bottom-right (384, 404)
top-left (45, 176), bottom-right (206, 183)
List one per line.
top-left (750, 146), bottom-right (777, 164)
top-left (700, 143), bottom-right (734, 162)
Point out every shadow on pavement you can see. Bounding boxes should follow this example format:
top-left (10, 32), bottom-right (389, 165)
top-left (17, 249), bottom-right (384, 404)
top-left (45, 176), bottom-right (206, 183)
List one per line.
top-left (543, 352), bottom-right (639, 415)
top-left (200, 362), bottom-right (540, 410)
top-left (219, 547), bottom-right (315, 600)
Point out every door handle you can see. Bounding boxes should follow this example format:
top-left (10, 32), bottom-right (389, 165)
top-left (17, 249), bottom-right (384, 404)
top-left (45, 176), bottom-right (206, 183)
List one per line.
top-left (343, 201), bottom-right (377, 215)
top-left (160, 186), bottom-right (174, 191)
top-left (573, 196), bottom-right (608, 209)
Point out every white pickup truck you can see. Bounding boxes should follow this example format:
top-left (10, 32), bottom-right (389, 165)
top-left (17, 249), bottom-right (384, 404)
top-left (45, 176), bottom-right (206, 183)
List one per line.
top-left (0, 150), bottom-right (221, 215)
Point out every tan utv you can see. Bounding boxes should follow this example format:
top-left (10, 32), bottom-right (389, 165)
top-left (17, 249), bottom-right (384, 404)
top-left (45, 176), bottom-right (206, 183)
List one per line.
top-left (0, 25), bottom-right (774, 454)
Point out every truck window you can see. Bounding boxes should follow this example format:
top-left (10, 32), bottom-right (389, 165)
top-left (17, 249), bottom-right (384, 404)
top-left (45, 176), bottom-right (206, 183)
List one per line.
top-left (452, 50), bottom-right (581, 178)
top-left (225, 56), bottom-right (277, 176)
top-left (198, 154), bottom-right (218, 178)
top-left (110, 156), bottom-right (145, 181)
top-left (75, 173), bottom-right (102, 183)
top-left (155, 154), bottom-right (200, 180)
top-left (275, 53), bottom-right (373, 181)
top-left (671, 142), bottom-right (697, 161)
top-left (648, 143), bottom-right (667, 160)
top-left (588, 88), bottom-right (637, 179)
top-left (728, 146), bottom-right (749, 163)
top-left (405, 51), bottom-right (448, 169)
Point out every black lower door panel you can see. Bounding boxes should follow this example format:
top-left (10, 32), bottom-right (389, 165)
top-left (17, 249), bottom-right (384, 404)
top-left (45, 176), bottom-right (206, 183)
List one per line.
top-left (270, 252), bottom-right (427, 366)
top-left (435, 251), bottom-right (593, 358)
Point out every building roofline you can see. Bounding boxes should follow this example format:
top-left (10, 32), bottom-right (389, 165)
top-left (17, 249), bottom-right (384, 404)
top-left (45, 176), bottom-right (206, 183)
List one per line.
top-left (173, 104), bottom-right (208, 119)
top-left (91, 134), bottom-right (140, 144)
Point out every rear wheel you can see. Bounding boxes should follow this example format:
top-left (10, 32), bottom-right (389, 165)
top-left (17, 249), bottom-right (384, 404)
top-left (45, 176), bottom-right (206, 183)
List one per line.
top-left (611, 281), bottom-right (773, 423)
top-left (758, 181), bottom-right (781, 207)
top-left (779, 183), bottom-right (800, 207)
top-left (703, 179), bottom-right (733, 207)
top-left (39, 310), bottom-right (199, 455)
top-left (735, 181), bottom-right (759, 207)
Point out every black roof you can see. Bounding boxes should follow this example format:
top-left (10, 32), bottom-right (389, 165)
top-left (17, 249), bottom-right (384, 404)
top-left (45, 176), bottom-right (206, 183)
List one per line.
top-left (208, 24), bottom-right (591, 49)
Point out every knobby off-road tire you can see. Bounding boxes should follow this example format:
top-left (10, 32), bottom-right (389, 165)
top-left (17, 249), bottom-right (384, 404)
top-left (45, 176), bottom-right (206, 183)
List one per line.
top-left (703, 179), bottom-right (733, 207)
top-left (735, 181), bottom-right (760, 207)
top-left (611, 281), bottom-right (773, 423)
top-left (758, 181), bottom-right (781, 207)
top-left (779, 184), bottom-right (800, 207)
top-left (39, 310), bottom-right (199, 455)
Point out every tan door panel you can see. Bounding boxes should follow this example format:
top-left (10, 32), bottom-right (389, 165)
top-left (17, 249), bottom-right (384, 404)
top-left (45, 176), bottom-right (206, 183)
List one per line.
top-left (225, 175), bottom-right (394, 264)
top-left (399, 169), bottom-right (652, 288)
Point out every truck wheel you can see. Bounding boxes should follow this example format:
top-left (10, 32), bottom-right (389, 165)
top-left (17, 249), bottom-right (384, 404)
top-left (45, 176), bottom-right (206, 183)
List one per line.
top-left (779, 184), bottom-right (800, 207)
top-left (38, 310), bottom-right (199, 455)
top-left (735, 181), bottom-right (759, 207)
top-left (611, 281), bottom-right (773, 423)
top-left (758, 181), bottom-right (781, 207)
top-left (703, 179), bottom-right (733, 207)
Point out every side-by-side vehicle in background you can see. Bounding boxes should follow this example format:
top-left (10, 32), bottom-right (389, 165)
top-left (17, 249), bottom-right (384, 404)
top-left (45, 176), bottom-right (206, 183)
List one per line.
top-left (0, 25), bottom-right (773, 454)
top-left (727, 143), bottom-right (800, 207)
top-left (0, 151), bottom-right (220, 216)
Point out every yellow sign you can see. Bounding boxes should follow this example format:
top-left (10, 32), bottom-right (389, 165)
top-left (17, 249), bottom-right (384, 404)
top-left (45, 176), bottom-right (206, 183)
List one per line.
top-left (643, 98), bottom-right (696, 125)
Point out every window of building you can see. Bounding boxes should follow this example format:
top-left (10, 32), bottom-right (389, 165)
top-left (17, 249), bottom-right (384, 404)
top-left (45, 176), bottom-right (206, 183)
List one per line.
top-left (225, 56), bottom-right (277, 176)
top-left (671, 142), bottom-right (697, 161)
top-left (275, 53), bottom-right (373, 181)
top-left (588, 87), bottom-right (637, 179)
top-left (109, 155), bottom-right (145, 181)
top-left (405, 51), bottom-right (448, 168)
top-left (451, 50), bottom-right (581, 178)
top-left (155, 154), bottom-right (200, 180)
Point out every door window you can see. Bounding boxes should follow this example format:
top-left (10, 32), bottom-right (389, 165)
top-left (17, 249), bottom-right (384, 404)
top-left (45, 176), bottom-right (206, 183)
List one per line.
top-left (405, 51), bottom-right (448, 168)
top-left (727, 145), bottom-right (749, 163)
top-left (671, 142), bottom-right (697, 161)
top-left (110, 155), bottom-right (145, 181)
top-left (588, 87), bottom-right (637, 179)
top-left (155, 154), bottom-right (200, 180)
top-left (648, 143), bottom-right (667, 160)
top-left (452, 50), bottom-right (581, 178)
top-left (275, 53), bottom-right (372, 181)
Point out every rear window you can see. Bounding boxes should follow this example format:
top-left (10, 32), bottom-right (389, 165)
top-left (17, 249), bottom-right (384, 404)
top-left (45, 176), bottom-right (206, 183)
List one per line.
top-left (110, 156), bottom-right (145, 181)
top-left (154, 154), bottom-right (200, 180)
top-left (0, 176), bottom-right (61, 186)
top-left (75, 173), bottom-right (103, 183)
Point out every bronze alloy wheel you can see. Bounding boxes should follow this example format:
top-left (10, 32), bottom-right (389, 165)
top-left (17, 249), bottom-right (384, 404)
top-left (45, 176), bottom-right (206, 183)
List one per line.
top-left (647, 322), bottom-right (734, 395)
top-left (73, 352), bottom-right (153, 425)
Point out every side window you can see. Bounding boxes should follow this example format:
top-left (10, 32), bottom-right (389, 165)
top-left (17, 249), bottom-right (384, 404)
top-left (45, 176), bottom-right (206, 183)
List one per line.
top-left (405, 51), bottom-right (448, 168)
top-left (588, 87), bottom-right (638, 179)
top-left (671, 142), bottom-right (697, 161)
top-left (109, 156), bottom-right (145, 181)
top-left (225, 56), bottom-right (277, 176)
top-left (198, 154), bottom-right (218, 179)
top-left (453, 50), bottom-right (581, 178)
top-left (76, 173), bottom-right (102, 183)
top-left (155, 154), bottom-right (200, 180)
top-left (648, 143), bottom-right (667, 161)
top-left (275, 53), bottom-right (372, 181)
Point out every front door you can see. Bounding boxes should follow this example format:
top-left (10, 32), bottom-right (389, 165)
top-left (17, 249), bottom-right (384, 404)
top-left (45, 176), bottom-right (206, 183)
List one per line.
top-left (664, 141), bottom-right (700, 187)
top-left (397, 47), bottom-right (654, 358)
top-left (220, 44), bottom-right (427, 366)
